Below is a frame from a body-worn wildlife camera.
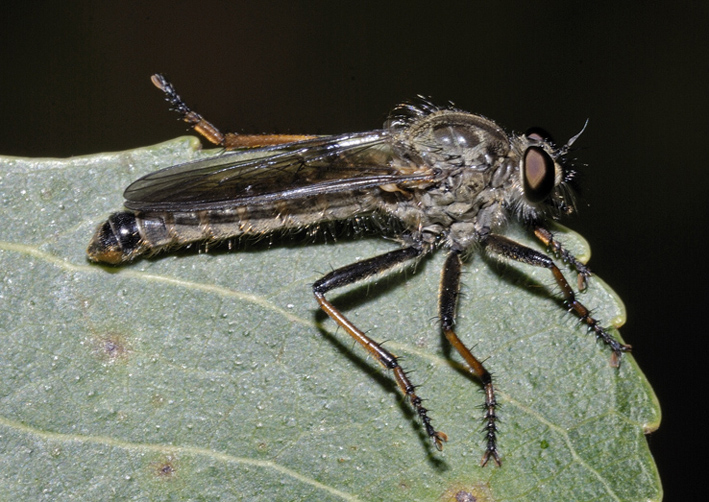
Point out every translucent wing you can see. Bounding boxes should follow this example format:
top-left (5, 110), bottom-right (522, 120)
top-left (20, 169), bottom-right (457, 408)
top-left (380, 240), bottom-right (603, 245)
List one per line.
top-left (124, 131), bottom-right (433, 211)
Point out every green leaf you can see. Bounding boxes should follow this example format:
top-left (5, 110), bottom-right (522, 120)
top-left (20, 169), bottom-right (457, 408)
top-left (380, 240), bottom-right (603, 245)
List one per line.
top-left (0, 138), bottom-right (661, 501)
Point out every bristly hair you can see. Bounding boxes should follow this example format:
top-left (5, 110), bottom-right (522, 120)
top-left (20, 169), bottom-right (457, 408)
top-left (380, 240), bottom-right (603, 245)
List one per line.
top-left (551, 122), bottom-right (589, 219)
top-left (532, 122), bottom-right (588, 222)
top-left (385, 96), bottom-right (459, 130)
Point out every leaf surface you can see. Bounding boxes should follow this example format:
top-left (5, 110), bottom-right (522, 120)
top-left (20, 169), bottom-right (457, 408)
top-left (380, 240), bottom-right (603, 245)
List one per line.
top-left (0, 138), bottom-right (661, 501)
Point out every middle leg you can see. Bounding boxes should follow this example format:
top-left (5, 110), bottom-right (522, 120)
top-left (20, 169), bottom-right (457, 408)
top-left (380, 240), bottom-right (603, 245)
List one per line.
top-left (439, 250), bottom-right (501, 466)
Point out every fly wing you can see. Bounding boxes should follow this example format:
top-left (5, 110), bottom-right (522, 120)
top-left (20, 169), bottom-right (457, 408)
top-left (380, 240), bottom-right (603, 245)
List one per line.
top-left (123, 131), bottom-right (433, 211)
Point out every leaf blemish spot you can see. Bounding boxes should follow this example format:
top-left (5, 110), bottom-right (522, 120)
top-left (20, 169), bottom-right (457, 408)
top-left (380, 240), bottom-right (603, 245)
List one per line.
top-left (151, 394), bottom-right (166, 408)
top-left (152, 457), bottom-right (177, 479)
top-left (91, 332), bottom-right (131, 363)
top-left (456, 491), bottom-right (476, 502)
top-left (442, 483), bottom-right (494, 502)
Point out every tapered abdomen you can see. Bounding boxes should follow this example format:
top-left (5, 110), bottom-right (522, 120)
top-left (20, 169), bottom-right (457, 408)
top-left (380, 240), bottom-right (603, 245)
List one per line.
top-left (87, 192), bottom-right (381, 264)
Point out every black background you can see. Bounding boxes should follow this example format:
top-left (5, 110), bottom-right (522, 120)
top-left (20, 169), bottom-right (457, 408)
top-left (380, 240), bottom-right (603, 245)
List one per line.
top-left (2, 3), bottom-right (706, 499)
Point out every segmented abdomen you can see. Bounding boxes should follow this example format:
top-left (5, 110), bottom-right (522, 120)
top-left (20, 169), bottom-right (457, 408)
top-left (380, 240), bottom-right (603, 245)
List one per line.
top-left (136, 191), bottom-right (381, 256)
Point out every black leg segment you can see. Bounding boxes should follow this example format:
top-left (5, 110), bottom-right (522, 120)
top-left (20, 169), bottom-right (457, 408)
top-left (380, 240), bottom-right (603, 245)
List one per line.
top-left (313, 245), bottom-right (448, 450)
top-left (439, 250), bottom-right (501, 466)
top-left (534, 226), bottom-right (592, 291)
top-left (483, 233), bottom-right (631, 365)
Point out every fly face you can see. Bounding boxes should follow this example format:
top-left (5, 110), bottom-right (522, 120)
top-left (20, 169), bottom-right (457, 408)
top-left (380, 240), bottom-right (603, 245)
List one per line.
top-left (87, 75), bottom-right (630, 466)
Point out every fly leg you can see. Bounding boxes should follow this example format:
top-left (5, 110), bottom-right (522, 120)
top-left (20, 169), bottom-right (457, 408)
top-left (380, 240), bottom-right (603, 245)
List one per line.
top-left (534, 226), bottom-right (592, 291)
top-left (483, 234), bottom-right (631, 366)
top-left (312, 245), bottom-right (448, 450)
top-left (439, 250), bottom-right (501, 466)
top-left (150, 74), bottom-right (316, 148)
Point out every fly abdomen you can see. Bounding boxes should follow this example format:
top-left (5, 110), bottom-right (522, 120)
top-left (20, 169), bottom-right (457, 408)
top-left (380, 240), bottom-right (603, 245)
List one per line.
top-left (87, 210), bottom-right (205, 264)
top-left (87, 212), bottom-right (148, 264)
top-left (87, 192), bottom-right (380, 264)
top-left (87, 210), bottom-right (197, 264)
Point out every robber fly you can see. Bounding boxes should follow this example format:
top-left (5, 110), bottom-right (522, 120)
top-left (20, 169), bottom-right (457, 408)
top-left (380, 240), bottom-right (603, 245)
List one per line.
top-left (87, 74), bottom-right (631, 466)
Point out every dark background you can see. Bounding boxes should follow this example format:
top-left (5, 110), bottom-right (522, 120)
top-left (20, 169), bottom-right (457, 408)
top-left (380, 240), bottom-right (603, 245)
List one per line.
top-left (2, 3), bottom-right (706, 499)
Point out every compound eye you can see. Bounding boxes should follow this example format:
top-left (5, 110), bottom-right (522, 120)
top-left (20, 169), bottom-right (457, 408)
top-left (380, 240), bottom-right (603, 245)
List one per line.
top-left (523, 146), bottom-right (555, 203)
top-left (525, 127), bottom-right (554, 144)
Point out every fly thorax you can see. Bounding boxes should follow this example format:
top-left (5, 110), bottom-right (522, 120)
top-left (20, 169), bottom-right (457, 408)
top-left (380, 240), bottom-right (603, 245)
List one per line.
top-left (420, 162), bottom-right (495, 219)
top-left (392, 109), bottom-right (510, 171)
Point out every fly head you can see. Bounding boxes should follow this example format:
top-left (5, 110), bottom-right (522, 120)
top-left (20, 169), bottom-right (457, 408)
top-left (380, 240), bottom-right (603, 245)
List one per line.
top-left (503, 126), bottom-right (580, 225)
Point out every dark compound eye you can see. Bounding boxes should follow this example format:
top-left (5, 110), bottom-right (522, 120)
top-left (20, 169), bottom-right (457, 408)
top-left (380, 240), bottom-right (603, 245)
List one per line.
top-left (525, 127), bottom-right (554, 144)
top-left (523, 146), bottom-right (555, 203)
